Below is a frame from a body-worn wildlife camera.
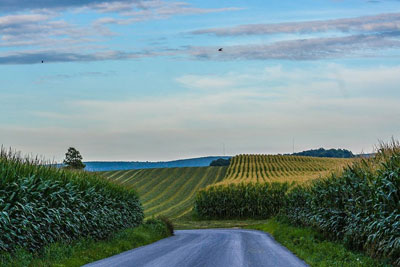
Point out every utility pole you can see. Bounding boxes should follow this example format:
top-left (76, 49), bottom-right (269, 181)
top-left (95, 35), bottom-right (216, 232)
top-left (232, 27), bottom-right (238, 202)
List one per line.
top-left (292, 138), bottom-right (295, 154)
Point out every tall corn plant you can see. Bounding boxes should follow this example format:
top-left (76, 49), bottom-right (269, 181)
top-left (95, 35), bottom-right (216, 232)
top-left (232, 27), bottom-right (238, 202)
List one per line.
top-left (194, 182), bottom-right (289, 219)
top-left (0, 148), bottom-right (144, 253)
top-left (285, 142), bottom-right (400, 264)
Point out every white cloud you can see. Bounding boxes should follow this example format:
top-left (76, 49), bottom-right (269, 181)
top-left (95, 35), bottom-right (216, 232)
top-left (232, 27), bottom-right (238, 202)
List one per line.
top-left (191, 12), bottom-right (400, 36)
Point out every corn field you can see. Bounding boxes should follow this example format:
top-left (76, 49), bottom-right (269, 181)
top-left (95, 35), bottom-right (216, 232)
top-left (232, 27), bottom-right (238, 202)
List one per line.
top-left (102, 166), bottom-right (227, 219)
top-left (0, 149), bottom-right (143, 253)
top-left (222, 154), bottom-right (352, 185)
top-left (284, 143), bottom-right (400, 265)
top-left (194, 144), bottom-right (399, 264)
top-left (194, 182), bottom-right (289, 219)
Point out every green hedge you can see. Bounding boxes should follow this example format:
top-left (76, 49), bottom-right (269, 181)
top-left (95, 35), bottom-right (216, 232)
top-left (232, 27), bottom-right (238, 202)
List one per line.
top-left (194, 182), bottom-right (289, 219)
top-left (0, 150), bottom-right (144, 253)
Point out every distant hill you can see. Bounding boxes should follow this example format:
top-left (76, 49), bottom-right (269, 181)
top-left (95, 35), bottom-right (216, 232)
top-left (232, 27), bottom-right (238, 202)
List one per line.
top-left (83, 156), bottom-right (232, 171)
top-left (292, 148), bottom-right (354, 158)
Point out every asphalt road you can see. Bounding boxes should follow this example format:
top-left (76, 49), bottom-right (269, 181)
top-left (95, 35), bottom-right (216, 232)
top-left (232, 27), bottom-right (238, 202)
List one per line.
top-left (84, 229), bottom-right (308, 267)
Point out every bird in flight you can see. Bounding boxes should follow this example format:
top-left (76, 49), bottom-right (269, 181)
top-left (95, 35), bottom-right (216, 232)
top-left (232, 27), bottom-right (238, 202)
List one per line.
top-left (218, 48), bottom-right (223, 52)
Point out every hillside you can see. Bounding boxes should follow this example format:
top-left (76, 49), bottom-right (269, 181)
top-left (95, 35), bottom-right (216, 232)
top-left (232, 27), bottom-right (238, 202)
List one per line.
top-left (223, 154), bottom-right (352, 185)
top-left (101, 166), bottom-right (227, 219)
top-left (84, 156), bottom-right (231, 171)
top-left (101, 154), bottom-right (353, 219)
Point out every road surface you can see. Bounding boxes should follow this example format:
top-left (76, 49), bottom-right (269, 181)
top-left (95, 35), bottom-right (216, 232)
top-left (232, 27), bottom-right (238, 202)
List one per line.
top-left (84, 229), bottom-right (308, 267)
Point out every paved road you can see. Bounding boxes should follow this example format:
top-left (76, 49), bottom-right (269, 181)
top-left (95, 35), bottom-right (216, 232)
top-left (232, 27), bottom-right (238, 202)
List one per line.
top-left (84, 229), bottom-right (308, 267)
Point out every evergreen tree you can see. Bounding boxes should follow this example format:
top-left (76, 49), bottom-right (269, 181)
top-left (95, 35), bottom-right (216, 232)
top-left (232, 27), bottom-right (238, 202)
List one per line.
top-left (63, 147), bottom-right (86, 169)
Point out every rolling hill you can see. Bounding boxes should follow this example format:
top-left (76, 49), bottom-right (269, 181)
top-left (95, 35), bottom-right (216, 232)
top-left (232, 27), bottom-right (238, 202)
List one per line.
top-left (101, 154), bottom-right (354, 219)
top-left (101, 166), bottom-right (227, 219)
top-left (222, 154), bottom-right (353, 185)
top-left (83, 156), bottom-right (231, 171)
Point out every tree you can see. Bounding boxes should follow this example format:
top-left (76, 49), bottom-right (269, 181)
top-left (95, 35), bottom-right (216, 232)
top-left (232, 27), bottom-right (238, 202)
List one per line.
top-left (63, 147), bottom-right (86, 169)
top-left (210, 158), bottom-right (231, 166)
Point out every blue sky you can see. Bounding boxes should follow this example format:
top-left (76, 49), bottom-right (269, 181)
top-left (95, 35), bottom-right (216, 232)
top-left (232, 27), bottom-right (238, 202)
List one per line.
top-left (1, 0), bottom-right (400, 161)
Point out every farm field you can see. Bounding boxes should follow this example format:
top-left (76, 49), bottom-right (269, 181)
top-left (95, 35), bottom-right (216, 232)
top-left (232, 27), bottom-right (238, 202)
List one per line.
top-left (102, 154), bottom-right (354, 219)
top-left (101, 166), bottom-right (227, 219)
top-left (221, 154), bottom-right (353, 185)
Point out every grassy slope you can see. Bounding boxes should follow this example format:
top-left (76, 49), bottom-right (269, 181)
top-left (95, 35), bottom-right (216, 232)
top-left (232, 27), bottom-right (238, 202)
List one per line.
top-left (101, 166), bottom-right (227, 219)
top-left (101, 155), bottom-right (353, 219)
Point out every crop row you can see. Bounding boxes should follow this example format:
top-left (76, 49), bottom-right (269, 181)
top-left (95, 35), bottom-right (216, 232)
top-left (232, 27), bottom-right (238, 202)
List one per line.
top-left (102, 166), bottom-right (227, 219)
top-left (223, 154), bottom-right (352, 184)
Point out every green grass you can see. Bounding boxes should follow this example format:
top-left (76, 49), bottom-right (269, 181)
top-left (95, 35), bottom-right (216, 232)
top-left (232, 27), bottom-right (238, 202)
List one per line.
top-left (0, 219), bottom-right (172, 267)
top-left (174, 218), bottom-right (265, 230)
top-left (101, 166), bottom-right (227, 219)
top-left (245, 218), bottom-right (391, 267)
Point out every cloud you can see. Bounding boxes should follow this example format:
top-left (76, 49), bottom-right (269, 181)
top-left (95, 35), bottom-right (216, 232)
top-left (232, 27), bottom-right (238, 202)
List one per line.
top-left (0, 0), bottom-right (139, 12)
top-left (0, 48), bottom-right (175, 64)
top-left (191, 12), bottom-right (400, 36)
top-left (0, 11), bottom-right (110, 49)
top-left (188, 32), bottom-right (400, 60)
top-left (92, 1), bottom-right (243, 26)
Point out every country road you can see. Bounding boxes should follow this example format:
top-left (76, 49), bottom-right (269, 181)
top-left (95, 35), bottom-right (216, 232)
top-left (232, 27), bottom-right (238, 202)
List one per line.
top-left (84, 229), bottom-right (308, 267)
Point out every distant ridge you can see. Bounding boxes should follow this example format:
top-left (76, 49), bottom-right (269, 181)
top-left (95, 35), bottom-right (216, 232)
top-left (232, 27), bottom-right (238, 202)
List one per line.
top-left (84, 156), bottom-right (231, 171)
top-left (292, 148), bottom-right (354, 158)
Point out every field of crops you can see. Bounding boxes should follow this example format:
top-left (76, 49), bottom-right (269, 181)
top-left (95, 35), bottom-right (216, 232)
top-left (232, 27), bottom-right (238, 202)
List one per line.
top-left (102, 155), bottom-right (353, 219)
top-left (101, 167), bottom-right (227, 219)
top-left (0, 149), bottom-right (143, 253)
top-left (222, 154), bottom-right (353, 185)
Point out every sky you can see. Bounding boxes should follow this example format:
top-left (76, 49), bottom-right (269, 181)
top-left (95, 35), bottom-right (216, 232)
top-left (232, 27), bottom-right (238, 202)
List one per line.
top-left (1, 0), bottom-right (400, 161)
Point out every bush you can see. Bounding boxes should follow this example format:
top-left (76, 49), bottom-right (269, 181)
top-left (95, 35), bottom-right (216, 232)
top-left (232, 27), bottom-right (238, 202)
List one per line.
top-left (156, 216), bottom-right (174, 236)
top-left (0, 149), bottom-right (144, 253)
top-left (210, 158), bottom-right (231, 166)
top-left (194, 182), bottom-right (289, 219)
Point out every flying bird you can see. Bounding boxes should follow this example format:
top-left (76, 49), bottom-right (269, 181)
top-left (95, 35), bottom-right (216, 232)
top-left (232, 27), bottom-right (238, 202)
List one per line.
top-left (218, 48), bottom-right (223, 52)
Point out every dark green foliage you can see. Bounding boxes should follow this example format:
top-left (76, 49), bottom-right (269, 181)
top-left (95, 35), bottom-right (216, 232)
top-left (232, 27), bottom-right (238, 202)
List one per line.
top-left (156, 216), bottom-right (174, 235)
top-left (285, 146), bottom-right (400, 265)
top-left (209, 158), bottom-right (231, 166)
top-left (63, 147), bottom-right (86, 169)
top-left (293, 148), bottom-right (354, 158)
top-left (0, 149), bottom-right (144, 253)
top-left (194, 182), bottom-right (289, 219)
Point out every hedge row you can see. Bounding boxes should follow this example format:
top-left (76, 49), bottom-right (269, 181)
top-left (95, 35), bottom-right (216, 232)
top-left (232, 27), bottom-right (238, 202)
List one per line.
top-left (194, 182), bottom-right (289, 219)
top-left (0, 149), bottom-right (144, 252)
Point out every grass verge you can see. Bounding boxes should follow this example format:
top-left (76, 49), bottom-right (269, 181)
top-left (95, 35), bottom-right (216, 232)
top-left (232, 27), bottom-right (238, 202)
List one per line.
top-left (0, 219), bottom-right (172, 267)
top-left (245, 218), bottom-right (391, 267)
top-left (174, 219), bottom-right (265, 230)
